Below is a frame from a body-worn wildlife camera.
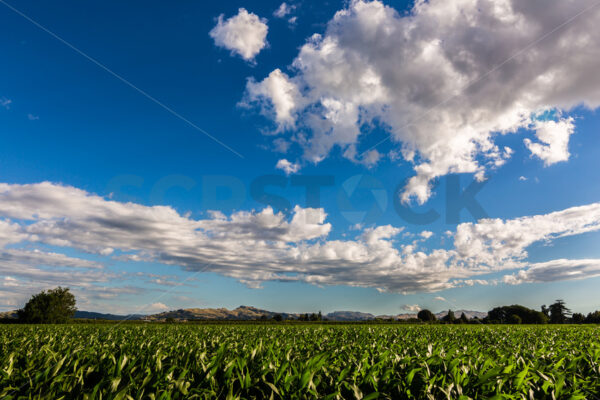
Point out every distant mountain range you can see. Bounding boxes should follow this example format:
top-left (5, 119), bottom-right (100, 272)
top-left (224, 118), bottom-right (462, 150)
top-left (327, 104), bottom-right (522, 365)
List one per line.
top-left (141, 306), bottom-right (487, 321)
top-left (434, 309), bottom-right (488, 320)
top-left (0, 311), bottom-right (17, 319)
top-left (326, 311), bottom-right (378, 321)
top-left (327, 309), bottom-right (487, 321)
top-left (0, 310), bottom-right (143, 320)
top-left (0, 306), bottom-right (487, 321)
top-left (73, 311), bottom-right (145, 320)
top-left (144, 306), bottom-right (298, 321)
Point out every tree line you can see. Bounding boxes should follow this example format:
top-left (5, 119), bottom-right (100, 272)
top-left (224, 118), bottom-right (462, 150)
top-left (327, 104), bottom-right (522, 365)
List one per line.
top-left (418, 299), bottom-right (600, 324)
top-left (4, 287), bottom-right (600, 324)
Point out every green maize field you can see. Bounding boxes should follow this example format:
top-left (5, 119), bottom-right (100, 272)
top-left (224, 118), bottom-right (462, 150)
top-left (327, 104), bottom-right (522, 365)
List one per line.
top-left (1, 324), bottom-right (599, 399)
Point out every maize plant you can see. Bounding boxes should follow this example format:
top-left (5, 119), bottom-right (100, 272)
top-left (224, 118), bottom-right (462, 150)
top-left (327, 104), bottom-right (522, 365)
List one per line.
top-left (1, 324), bottom-right (599, 399)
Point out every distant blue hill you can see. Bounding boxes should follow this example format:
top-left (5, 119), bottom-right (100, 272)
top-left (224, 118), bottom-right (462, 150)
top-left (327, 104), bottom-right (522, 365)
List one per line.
top-left (74, 311), bottom-right (144, 320)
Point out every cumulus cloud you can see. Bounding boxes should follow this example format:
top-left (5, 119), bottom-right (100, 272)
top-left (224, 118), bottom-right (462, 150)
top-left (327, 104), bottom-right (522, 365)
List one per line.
top-left (210, 8), bottom-right (268, 61)
top-left (0, 220), bottom-right (27, 247)
top-left (420, 231), bottom-right (433, 240)
top-left (245, 0), bottom-right (600, 203)
top-left (434, 296), bottom-right (446, 301)
top-left (1, 182), bottom-right (600, 297)
top-left (244, 69), bottom-right (302, 129)
top-left (401, 304), bottom-right (421, 312)
top-left (524, 117), bottom-right (575, 166)
top-left (275, 158), bottom-right (301, 175)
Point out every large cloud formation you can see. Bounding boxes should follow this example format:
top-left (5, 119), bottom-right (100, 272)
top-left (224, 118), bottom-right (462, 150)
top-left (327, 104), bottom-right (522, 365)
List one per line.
top-left (244, 0), bottom-right (600, 203)
top-left (2, 182), bottom-right (600, 304)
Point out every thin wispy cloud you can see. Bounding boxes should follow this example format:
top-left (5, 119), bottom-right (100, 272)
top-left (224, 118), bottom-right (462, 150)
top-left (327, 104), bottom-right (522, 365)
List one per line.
top-left (273, 3), bottom-right (295, 18)
top-left (0, 97), bottom-right (12, 109)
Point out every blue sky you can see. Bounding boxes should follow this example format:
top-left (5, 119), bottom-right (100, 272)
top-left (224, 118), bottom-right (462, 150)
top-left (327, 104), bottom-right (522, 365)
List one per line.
top-left (2, 0), bottom-right (600, 315)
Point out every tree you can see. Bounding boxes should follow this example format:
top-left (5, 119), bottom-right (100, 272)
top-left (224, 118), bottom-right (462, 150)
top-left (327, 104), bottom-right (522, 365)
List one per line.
top-left (417, 309), bottom-right (436, 322)
top-left (459, 312), bottom-right (469, 324)
top-left (18, 287), bottom-right (76, 323)
top-left (272, 314), bottom-right (283, 322)
top-left (443, 309), bottom-right (456, 323)
top-left (298, 313), bottom-right (309, 321)
top-left (549, 300), bottom-right (571, 324)
top-left (541, 305), bottom-right (549, 318)
top-left (572, 313), bottom-right (585, 324)
top-left (585, 311), bottom-right (600, 323)
top-left (508, 314), bottom-right (522, 324)
top-left (488, 305), bottom-right (548, 324)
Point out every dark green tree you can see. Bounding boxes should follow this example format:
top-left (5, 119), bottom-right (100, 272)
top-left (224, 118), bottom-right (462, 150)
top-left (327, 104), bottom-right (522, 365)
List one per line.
top-left (488, 305), bottom-right (548, 324)
top-left (272, 314), bottom-right (283, 322)
top-left (17, 287), bottom-right (76, 324)
top-left (585, 311), bottom-right (600, 323)
top-left (572, 313), bottom-right (585, 324)
top-left (417, 309), bottom-right (436, 322)
top-left (443, 309), bottom-right (456, 323)
top-left (549, 300), bottom-right (571, 324)
top-left (508, 314), bottom-right (522, 324)
top-left (459, 312), bottom-right (469, 323)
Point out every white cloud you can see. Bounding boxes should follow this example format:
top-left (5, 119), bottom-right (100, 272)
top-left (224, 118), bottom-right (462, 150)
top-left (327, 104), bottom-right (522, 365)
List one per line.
top-left (420, 231), bottom-right (433, 240)
top-left (209, 8), bottom-right (268, 61)
top-left (1, 182), bottom-right (600, 297)
top-left (524, 117), bottom-right (575, 166)
top-left (0, 220), bottom-right (28, 247)
top-left (145, 302), bottom-right (171, 313)
top-left (0, 98), bottom-right (11, 110)
top-left (244, 69), bottom-right (302, 129)
top-left (453, 202), bottom-right (600, 269)
top-left (401, 304), bottom-right (421, 312)
top-left (275, 158), bottom-right (300, 175)
top-left (503, 259), bottom-right (600, 285)
top-left (434, 296), bottom-right (446, 301)
top-left (519, 176), bottom-right (527, 181)
top-left (273, 138), bottom-right (291, 153)
top-left (0, 249), bottom-right (103, 269)
top-left (27, 113), bottom-right (39, 121)
top-left (245, 0), bottom-right (600, 204)
top-left (274, 2), bottom-right (295, 18)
